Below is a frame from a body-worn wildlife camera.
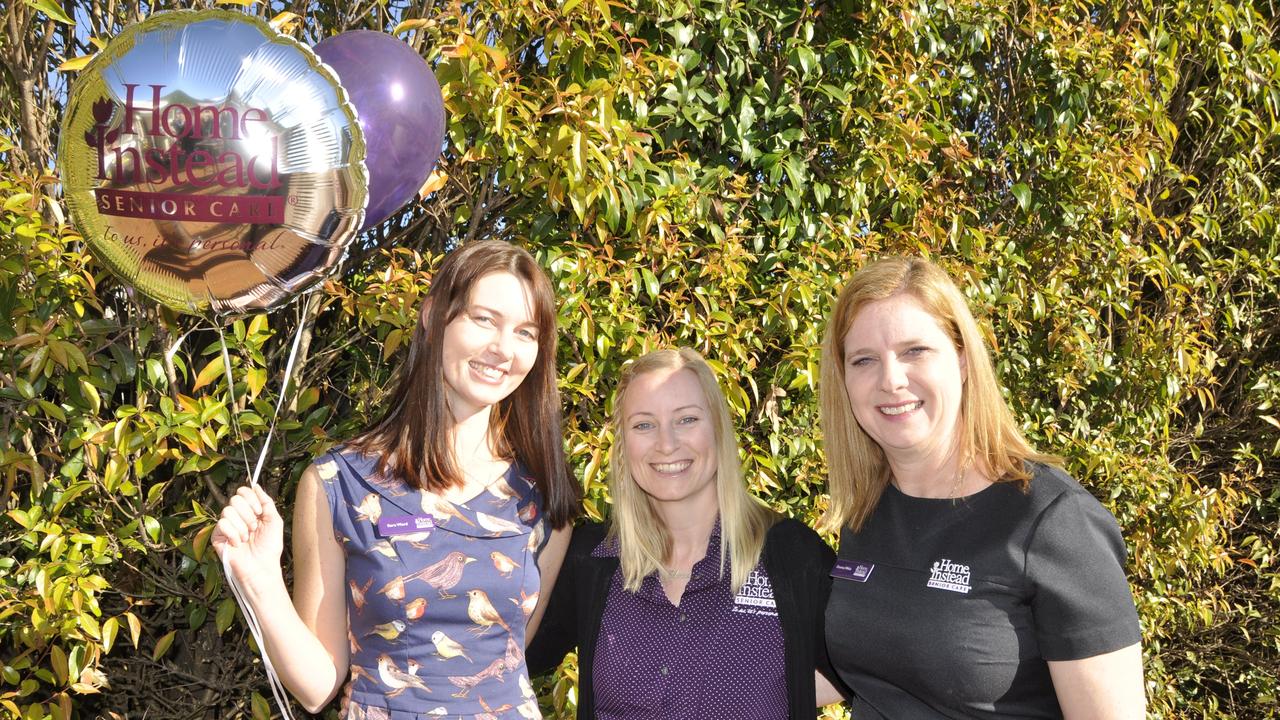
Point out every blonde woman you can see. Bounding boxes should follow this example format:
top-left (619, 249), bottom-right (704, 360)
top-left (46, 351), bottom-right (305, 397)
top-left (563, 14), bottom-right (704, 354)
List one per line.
top-left (819, 256), bottom-right (1144, 719)
top-left (529, 348), bottom-right (841, 718)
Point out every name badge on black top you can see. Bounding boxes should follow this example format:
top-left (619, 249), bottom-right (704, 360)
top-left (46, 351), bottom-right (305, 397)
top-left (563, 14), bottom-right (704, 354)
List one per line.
top-left (831, 559), bottom-right (874, 582)
top-left (377, 514), bottom-right (434, 537)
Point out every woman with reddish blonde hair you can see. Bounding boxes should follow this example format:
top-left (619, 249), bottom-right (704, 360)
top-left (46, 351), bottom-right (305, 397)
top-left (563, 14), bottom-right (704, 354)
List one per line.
top-left (820, 256), bottom-right (1145, 719)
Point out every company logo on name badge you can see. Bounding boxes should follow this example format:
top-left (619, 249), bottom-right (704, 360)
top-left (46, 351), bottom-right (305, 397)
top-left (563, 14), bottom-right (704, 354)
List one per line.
top-left (927, 558), bottom-right (971, 594)
top-left (831, 559), bottom-right (875, 582)
top-left (733, 568), bottom-right (778, 616)
top-left (377, 514), bottom-right (435, 537)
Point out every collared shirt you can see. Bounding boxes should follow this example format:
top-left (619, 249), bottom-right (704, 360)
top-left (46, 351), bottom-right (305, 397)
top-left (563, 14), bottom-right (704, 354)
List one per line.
top-left (590, 521), bottom-right (787, 720)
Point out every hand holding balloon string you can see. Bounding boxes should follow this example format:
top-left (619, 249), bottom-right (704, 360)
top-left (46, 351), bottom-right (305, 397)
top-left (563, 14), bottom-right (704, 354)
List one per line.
top-left (212, 485), bottom-right (285, 587)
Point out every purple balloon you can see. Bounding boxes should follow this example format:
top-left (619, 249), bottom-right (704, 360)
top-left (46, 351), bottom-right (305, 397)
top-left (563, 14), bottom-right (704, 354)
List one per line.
top-left (314, 31), bottom-right (446, 231)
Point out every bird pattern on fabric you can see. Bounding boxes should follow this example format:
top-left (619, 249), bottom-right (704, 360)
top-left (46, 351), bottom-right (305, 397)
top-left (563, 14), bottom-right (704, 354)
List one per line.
top-left (319, 449), bottom-right (547, 720)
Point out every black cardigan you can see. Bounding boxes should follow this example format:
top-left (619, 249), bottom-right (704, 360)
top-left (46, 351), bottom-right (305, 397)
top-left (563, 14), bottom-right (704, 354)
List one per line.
top-left (528, 518), bottom-right (837, 719)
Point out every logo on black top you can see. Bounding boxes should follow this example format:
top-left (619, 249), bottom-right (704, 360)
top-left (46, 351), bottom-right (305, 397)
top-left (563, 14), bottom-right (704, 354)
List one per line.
top-left (927, 558), bottom-right (971, 594)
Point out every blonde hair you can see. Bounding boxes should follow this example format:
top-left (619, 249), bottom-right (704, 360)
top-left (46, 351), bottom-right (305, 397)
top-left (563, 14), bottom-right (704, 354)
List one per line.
top-left (608, 348), bottom-right (779, 593)
top-left (819, 257), bottom-right (1059, 533)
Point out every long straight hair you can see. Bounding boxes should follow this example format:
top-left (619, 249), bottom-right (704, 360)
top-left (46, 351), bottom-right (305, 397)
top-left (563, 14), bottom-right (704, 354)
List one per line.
top-left (608, 348), bottom-right (778, 594)
top-left (348, 240), bottom-right (578, 528)
top-left (819, 257), bottom-right (1059, 533)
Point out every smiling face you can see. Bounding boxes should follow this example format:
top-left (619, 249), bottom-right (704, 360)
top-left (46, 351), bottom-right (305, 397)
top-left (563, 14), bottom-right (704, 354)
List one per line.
top-left (841, 293), bottom-right (967, 467)
top-left (439, 271), bottom-right (540, 421)
top-left (621, 367), bottom-right (719, 510)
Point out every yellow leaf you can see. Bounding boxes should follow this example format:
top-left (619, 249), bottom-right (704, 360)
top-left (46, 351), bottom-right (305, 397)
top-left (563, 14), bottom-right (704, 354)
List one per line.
top-left (152, 630), bottom-right (176, 660)
top-left (192, 524), bottom-right (214, 561)
top-left (392, 18), bottom-right (436, 35)
top-left (480, 44), bottom-right (508, 71)
top-left (382, 328), bottom-right (403, 360)
top-left (247, 313), bottom-right (268, 337)
top-left (245, 366), bottom-right (267, 398)
top-left (192, 357), bottom-right (224, 392)
top-left (268, 11), bottom-right (300, 33)
top-left (58, 54), bottom-right (96, 72)
top-left (89, 36), bottom-right (106, 51)
top-left (51, 645), bottom-right (68, 685)
top-left (102, 616), bottom-right (119, 653)
top-left (80, 377), bottom-right (101, 414)
top-left (215, 0), bottom-right (258, 5)
top-left (418, 170), bottom-right (449, 197)
top-left (124, 611), bottom-right (141, 648)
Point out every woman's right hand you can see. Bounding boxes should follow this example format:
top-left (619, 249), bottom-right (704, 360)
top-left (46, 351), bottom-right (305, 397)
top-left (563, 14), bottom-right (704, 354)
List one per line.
top-left (212, 484), bottom-right (285, 582)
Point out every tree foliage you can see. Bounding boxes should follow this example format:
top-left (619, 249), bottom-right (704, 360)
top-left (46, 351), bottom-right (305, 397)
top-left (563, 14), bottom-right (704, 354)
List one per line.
top-left (1, 0), bottom-right (1277, 718)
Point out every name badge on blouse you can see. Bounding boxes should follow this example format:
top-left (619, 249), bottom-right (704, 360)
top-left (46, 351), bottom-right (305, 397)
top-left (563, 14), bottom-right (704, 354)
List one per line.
top-left (377, 514), bottom-right (435, 537)
top-left (831, 559), bottom-right (874, 583)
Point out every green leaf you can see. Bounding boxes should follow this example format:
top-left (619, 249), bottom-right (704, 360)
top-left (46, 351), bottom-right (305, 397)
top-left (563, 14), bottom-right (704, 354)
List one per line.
top-left (142, 515), bottom-right (161, 543)
top-left (3, 192), bottom-right (32, 211)
top-left (24, 0), bottom-right (73, 25)
top-left (641, 268), bottom-right (660, 300)
top-left (215, 598), bottom-right (237, 635)
top-left (251, 692), bottom-right (272, 720)
top-left (1011, 183), bottom-right (1031, 212)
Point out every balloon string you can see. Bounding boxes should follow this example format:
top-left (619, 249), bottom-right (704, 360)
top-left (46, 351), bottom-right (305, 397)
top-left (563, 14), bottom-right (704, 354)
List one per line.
top-left (250, 305), bottom-right (309, 487)
top-left (215, 325), bottom-right (254, 481)
top-left (215, 312), bottom-right (311, 720)
top-left (224, 552), bottom-right (297, 720)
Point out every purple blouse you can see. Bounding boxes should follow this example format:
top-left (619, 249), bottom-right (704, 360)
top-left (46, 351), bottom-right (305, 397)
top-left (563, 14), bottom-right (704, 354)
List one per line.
top-left (319, 448), bottom-right (546, 720)
top-left (591, 522), bottom-right (788, 720)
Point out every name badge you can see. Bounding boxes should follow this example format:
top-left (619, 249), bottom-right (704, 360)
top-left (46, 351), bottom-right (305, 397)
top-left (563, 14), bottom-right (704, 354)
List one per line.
top-left (377, 514), bottom-right (435, 537)
top-left (831, 559), bottom-right (874, 583)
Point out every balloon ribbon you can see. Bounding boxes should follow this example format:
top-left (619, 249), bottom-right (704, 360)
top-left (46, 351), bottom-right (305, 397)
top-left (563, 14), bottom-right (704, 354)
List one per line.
top-left (216, 311), bottom-right (310, 720)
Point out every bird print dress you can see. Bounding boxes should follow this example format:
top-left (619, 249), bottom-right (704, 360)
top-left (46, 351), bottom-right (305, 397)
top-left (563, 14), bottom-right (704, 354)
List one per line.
top-left (318, 448), bottom-right (546, 720)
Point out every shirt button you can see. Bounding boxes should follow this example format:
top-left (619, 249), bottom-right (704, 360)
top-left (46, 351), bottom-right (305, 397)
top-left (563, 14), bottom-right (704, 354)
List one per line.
top-left (660, 666), bottom-right (669, 676)
top-left (678, 614), bottom-right (687, 623)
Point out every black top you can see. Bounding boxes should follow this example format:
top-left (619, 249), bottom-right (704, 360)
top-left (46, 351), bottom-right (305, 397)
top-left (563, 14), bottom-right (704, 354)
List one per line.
top-left (825, 462), bottom-right (1142, 719)
top-left (529, 518), bottom-right (838, 719)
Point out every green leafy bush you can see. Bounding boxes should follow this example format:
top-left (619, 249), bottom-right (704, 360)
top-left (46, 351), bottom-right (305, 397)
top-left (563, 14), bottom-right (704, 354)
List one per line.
top-left (1, 0), bottom-right (1277, 717)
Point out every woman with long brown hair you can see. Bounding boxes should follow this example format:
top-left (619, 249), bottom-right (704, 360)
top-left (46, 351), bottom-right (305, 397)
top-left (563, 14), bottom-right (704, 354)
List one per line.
top-left (214, 240), bottom-right (578, 719)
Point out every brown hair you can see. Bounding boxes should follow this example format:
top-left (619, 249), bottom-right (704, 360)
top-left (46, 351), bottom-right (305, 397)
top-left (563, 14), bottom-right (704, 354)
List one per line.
top-left (349, 240), bottom-right (578, 528)
top-left (819, 256), bottom-right (1058, 533)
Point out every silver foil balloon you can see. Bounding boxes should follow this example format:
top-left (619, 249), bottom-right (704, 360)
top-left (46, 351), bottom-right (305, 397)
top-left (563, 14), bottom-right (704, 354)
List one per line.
top-left (59, 9), bottom-right (367, 316)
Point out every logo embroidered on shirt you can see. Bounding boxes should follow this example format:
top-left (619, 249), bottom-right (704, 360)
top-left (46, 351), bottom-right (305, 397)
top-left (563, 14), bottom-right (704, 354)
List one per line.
top-left (733, 568), bottom-right (778, 616)
top-left (926, 558), bottom-right (971, 594)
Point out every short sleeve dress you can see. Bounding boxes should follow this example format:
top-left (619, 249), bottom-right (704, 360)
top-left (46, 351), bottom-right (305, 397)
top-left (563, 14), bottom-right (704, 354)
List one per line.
top-left (317, 448), bottom-right (547, 720)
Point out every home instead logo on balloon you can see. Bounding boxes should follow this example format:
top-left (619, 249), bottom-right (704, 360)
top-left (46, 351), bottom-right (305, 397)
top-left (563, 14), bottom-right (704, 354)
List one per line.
top-left (88, 83), bottom-right (284, 224)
